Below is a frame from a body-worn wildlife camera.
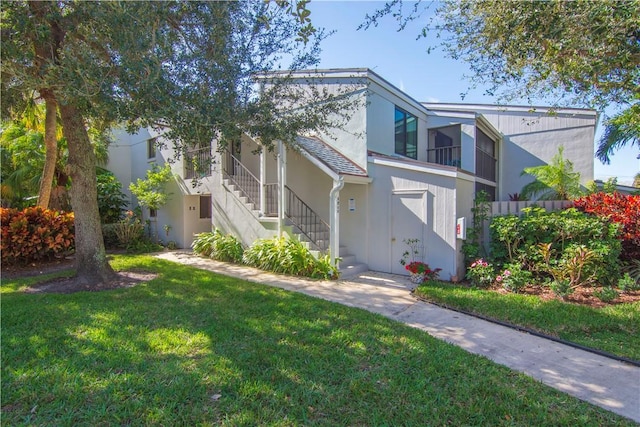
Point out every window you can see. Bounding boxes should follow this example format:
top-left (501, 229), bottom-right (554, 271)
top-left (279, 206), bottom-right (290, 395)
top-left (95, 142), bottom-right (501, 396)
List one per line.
top-left (475, 129), bottom-right (497, 182)
top-left (149, 207), bottom-right (157, 218)
top-left (199, 195), bottom-right (212, 219)
top-left (147, 138), bottom-right (157, 159)
top-left (394, 107), bottom-right (418, 159)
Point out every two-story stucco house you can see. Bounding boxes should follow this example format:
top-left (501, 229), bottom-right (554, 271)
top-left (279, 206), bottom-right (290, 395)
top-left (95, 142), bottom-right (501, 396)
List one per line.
top-left (107, 68), bottom-right (597, 280)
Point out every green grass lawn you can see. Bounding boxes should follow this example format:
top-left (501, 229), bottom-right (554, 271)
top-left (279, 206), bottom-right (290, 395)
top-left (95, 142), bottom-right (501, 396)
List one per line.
top-left (415, 281), bottom-right (640, 362)
top-left (1, 255), bottom-right (635, 426)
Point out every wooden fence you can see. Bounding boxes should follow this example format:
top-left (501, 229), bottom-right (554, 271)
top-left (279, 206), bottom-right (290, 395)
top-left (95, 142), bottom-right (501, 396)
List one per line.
top-left (489, 200), bottom-right (572, 217)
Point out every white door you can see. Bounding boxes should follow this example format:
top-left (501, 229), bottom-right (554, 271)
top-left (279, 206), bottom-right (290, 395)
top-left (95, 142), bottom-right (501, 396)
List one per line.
top-left (390, 192), bottom-right (426, 275)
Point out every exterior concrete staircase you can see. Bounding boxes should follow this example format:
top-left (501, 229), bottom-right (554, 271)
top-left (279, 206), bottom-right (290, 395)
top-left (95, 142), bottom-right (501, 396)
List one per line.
top-left (223, 175), bottom-right (368, 278)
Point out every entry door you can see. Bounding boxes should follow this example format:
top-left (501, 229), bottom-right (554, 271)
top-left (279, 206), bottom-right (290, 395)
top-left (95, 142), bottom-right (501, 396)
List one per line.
top-left (390, 192), bottom-right (426, 275)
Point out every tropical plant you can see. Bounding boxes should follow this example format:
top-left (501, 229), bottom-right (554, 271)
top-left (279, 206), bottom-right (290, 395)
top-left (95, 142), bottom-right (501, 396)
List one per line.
top-left (243, 236), bottom-right (339, 280)
top-left (490, 207), bottom-right (621, 287)
top-left (597, 102), bottom-right (640, 164)
top-left (573, 192), bottom-right (640, 262)
top-left (192, 229), bottom-right (244, 264)
top-left (520, 146), bottom-right (582, 201)
top-left (1, 207), bottom-right (74, 265)
top-left (113, 211), bottom-right (144, 250)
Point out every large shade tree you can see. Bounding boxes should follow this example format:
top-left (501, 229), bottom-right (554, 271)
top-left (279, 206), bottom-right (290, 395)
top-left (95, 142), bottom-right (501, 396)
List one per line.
top-left (365, 0), bottom-right (640, 160)
top-left (1, 0), bottom-right (354, 286)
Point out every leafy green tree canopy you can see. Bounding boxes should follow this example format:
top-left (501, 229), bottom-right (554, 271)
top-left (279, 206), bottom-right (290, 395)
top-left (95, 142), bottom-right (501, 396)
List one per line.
top-left (129, 164), bottom-right (173, 213)
top-left (1, 0), bottom-right (352, 285)
top-left (366, 0), bottom-right (639, 108)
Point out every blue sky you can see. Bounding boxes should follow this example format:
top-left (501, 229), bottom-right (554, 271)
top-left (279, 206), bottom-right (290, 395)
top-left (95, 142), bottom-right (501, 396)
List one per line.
top-left (308, 1), bottom-right (639, 185)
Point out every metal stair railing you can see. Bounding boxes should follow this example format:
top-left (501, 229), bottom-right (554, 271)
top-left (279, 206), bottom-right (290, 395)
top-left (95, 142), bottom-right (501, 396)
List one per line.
top-left (222, 150), bottom-right (260, 207)
top-left (222, 150), bottom-right (330, 251)
top-left (285, 186), bottom-right (330, 252)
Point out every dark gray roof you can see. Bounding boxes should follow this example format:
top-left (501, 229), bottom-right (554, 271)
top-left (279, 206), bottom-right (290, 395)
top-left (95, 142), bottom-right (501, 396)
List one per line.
top-left (296, 135), bottom-right (368, 177)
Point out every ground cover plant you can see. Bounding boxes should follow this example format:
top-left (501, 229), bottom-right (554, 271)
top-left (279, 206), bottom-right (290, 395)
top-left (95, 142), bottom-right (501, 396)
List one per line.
top-left (2, 255), bottom-right (634, 426)
top-left (414, 281), bottom-right (640, 362)
top-left (193, 231), bottom-right (338, 280)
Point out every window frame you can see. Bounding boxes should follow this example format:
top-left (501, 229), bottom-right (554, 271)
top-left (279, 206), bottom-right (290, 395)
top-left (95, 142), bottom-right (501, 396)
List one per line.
top-left (394, 106), bottom-right (418, 159)
top-left (147, 138), bottom-right (157, 160)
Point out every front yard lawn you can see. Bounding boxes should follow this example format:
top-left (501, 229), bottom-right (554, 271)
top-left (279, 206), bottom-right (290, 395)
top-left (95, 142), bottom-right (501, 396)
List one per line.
top-left (1, 255), bottom-right (635, 426)
top-left (415, 281), bottom-right (640, 362)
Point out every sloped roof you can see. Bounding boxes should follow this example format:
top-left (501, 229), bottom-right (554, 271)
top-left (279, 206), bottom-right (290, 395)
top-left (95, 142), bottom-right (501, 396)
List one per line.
top-left (296, 135), bottom-right (368, 178)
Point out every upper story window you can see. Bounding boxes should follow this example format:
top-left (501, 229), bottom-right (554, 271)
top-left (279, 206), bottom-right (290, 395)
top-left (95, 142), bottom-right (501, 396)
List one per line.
top-left (394, 107), bottom-right (417, 159)
top-left (147, 138), bottom-right (157, 159)
top-left (476, 128), bottom-right (497, 182)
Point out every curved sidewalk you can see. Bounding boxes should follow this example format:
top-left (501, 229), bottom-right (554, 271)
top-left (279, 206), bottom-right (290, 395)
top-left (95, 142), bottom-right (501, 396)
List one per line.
top-left (155, 251), bottom-right (640, 423)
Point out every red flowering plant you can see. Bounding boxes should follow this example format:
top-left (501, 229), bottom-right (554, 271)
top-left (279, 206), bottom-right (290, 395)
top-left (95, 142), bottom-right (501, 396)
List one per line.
top-left (405, 261), bottom-right (442, 281)
top-left (399, 239), bottom-right (442, 282)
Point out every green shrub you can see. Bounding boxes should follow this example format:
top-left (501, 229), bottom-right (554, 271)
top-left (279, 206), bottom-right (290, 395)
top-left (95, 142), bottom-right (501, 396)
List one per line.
top-left (243, 236), bottom-right (338, 280)
top-left (623, 259), bottom-right (640, 289)
top-left (498, 263), bottom-right (532, 293)
top-left (466, 259), bottom-right (494, 288)
top-left (192, 229), bottom-right (244, 263)
top-left (96, 169), bottom-right (128, 224)
top-left (101, 223), bottom-right (120, 249)
top-left (490, 207), bottom-right (621, 286)
top-left (125, 239), bottom-right (164, 254)
top-left (593, 287), bottom-right (619, 303)
top-left (550, 279), bottom-right (573, 300)
top-left (618, 273), bottom-right (639, 292)
top-left (1, 207), bottom-right (74, 265)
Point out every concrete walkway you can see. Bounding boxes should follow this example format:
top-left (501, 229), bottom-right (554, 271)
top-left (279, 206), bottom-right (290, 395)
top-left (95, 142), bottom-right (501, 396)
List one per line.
top-left (155, 251), bottom-right (640, 423)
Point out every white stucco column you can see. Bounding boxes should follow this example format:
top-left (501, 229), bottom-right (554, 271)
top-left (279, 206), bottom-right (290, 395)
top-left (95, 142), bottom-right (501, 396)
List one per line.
top-left (259, 148), bottom-right (266, 215)
top-left (277, 140), bottom-right (286, 237)
top-left (329, 177), bottom-right (344, 266)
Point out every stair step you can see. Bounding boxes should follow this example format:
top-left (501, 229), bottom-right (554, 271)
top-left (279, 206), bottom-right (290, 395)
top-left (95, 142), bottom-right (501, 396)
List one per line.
top-left (339, 262), bottom-right (369, 279)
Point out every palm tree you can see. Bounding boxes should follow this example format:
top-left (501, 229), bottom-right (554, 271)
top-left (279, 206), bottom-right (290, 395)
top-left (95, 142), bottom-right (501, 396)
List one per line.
top-left (596, 102), bottom-right (640, 164)
top-left (520, 146), bottom-right (582, 200)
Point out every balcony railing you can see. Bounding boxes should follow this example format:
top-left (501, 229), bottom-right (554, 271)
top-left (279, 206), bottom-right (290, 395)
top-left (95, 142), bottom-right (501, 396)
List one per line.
top-left (427, 146), bottom-right (462, 168)
top-left (476, 148), bottom-right (496, 182)
top-left (184, 147), bottom-right (212, 179)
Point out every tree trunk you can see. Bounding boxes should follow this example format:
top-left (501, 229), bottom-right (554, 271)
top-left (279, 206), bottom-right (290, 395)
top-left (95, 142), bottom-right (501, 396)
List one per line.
top-left (37, 95), bottom-right (58, 208)
top-left (59, 102), bottom-right (115, 285)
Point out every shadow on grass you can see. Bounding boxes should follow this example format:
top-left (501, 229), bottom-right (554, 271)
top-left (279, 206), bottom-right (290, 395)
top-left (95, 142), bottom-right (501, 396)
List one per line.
top-left (1, 256), bottom-right (635, 426)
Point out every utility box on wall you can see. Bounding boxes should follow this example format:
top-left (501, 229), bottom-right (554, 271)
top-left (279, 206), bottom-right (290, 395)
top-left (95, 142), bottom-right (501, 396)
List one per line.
top-left (456, 217), bottom-right (466, 240)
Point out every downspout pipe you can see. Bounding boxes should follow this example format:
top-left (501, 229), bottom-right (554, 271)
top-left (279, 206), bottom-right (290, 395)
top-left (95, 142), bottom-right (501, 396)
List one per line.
top-left (329, 176), bottom-right (344, 266)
